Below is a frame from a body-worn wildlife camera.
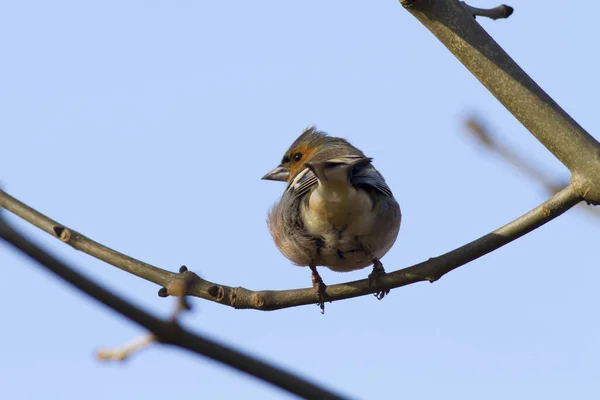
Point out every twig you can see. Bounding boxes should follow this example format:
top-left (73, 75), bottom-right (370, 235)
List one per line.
top-left (98, 267), bottom-right (195, 361)
top-left (0, 185), bottom-right (581, 311)
top-left (464, 117), bottom-right (600, 219)
top-left (459, 2), bottom-right (513, 20)
top-left (0, 214), bottom-right (349, 400)
top-left (465, 117), bottom-right (566, 194)
top-left (399, 0), bottom-right (600, 205)
top-left (97, 334), bottom-right (156, 361)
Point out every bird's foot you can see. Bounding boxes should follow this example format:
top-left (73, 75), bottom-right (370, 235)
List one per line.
top-left (310, 266), bottom-right (328, 314)
top-left (368, 259), bottom-right (390, 300)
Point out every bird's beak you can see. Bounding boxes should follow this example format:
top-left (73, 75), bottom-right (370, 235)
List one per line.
top-left (261, 165), bottom-right (290, 182)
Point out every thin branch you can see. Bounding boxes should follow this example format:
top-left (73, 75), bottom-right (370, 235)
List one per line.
top-left (97, 334), bottom-right (156, 361)
top-left (399, 0), bottom-right (600, 205)
top-left (0, 189), bottom-right (179, 287)
top-left (0, 186), bottom-right (581, 311)
top-left (98, 268), bottom-right (195, 361)
top-left (465, 117), bottom-right (567, 194)
top-left (185, 185), bottom-right (580, 310)
top-left (464, 117), bottom-right (600, 220)
top-left (0, 215), bottom-right (349, 400)
top-left (459, 2), bottom-right (513, 20)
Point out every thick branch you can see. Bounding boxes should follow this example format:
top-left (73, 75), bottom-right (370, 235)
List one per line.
top-left (400, 0), bottom-right (600, 204)
top-left (0, 186), bottom-right (581, 311)
top-left (0, 216), bottom-right (348, 400)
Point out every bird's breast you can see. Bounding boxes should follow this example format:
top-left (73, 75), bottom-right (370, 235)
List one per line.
top-left (300, 185), bottom-right (380, 271)
top-left (304, 184), bottom-right (374, 236)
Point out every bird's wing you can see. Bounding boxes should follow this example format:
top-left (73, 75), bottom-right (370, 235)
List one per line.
top-left (286, 167), bottom-right (318, 199)
top-left (286, 155), bottom-right (393, 198)
top-left (351, 163), bottom-right (394, 197)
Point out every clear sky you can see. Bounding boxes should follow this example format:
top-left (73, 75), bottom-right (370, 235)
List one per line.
top-left (1, 1), bottom-right (599, 399)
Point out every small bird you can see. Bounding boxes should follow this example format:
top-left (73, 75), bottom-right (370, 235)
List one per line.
top-left (262, 126), bottom-right (401, 312)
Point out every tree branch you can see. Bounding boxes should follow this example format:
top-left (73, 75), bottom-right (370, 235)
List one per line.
top-left (0, 189), bottom-right (179, 287)
top-left (400, 0), bottom-right (600, 204)
top-left (465, 117), bottom-right (567, 194)
top-left (0, 185), bottom-right (581, 311)
top-left (0, 215), bottom-right (349, 400)
top-left (465, 117), bottom-right (600, 220)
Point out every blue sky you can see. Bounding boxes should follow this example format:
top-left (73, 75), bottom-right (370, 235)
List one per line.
top-left (1, 1), bottom-right (599, 399)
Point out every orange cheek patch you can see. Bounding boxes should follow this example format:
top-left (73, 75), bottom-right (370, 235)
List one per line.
top-left (287, 144), bottom-right (318, 181)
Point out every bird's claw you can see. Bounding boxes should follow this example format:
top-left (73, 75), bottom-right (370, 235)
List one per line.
top-left (310, 266), bottom-right (328, 314)
top-left (314, 281), bottom-right (327, 314)
top-left (368, 259), bottom-right (390, 300)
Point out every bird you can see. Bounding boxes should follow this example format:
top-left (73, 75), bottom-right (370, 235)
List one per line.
top-left (262, 126), bottom-right (401, 312)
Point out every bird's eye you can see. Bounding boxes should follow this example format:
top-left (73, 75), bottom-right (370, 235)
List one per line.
top-left (293, 152), bottom-right (303, 162)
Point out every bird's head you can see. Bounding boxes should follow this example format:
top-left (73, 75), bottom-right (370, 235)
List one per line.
top-left (261, 126), bottom-right (363, 183)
